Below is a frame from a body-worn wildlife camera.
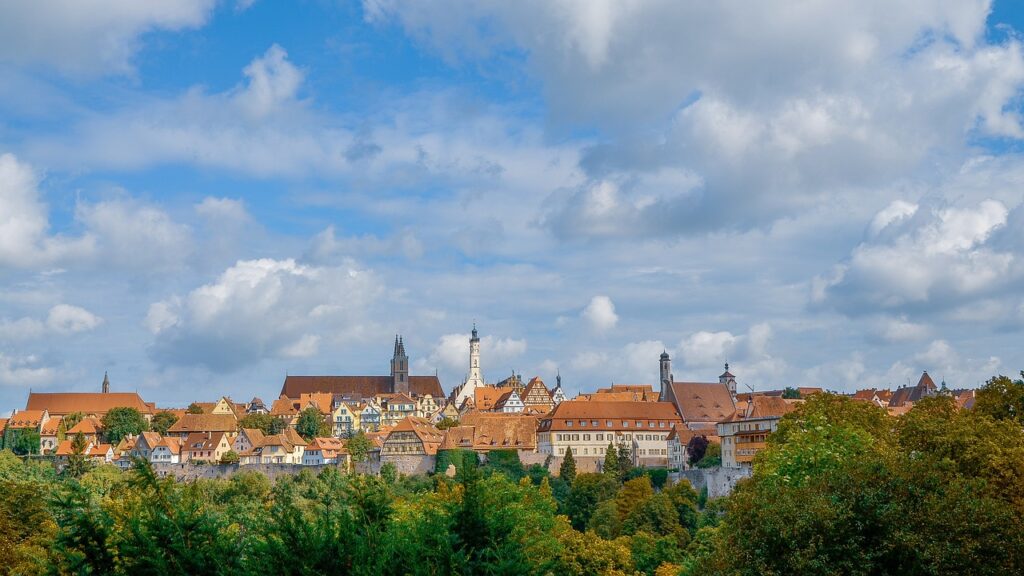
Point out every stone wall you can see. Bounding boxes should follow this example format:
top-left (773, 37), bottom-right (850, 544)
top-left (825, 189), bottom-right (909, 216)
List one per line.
top-left (152, 462), bottom-right (347, 482)
top-left (380, 453), bottom-right (435, 476)
top-left (673, 466), bottom-right (752, 499)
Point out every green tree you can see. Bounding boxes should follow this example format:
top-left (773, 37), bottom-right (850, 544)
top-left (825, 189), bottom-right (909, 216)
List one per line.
top-left (483, 449), bottom-right (525, 480)
top-left (603, 442), bottom-right (619, 477)
top-left (563, 472), bottom-right (618, 530)
top-left (101, 407), bottom-right (148, 445)
top-left (346, 430), bottom-right (374, 464)
top-left (975, 373), bottom-right (1024, 426)
top-left (559, 448), bottom-right (577, 484)
top-left (186, 403), bottom-right (205, 414)
top-left (686, 435), bottom-right (709, 466)
top-left (58, 411), bottom-right (85, 441)
top-left (617, 442), bottom-right (633, 478)
top-left (219, 450), bottom-right (240, 465)
top-left (11, 429), bottom-right (41, 456)
top-left (694, 443), bottom-right (721, 468)
top-left (380, 462), bottom-right (397, 484)
top-left (150, 411), bottom-right (179, 435)
top-left (435, 417), bottom-right (460, 430)
top-left (587, 500), bottom-right (621, 539)
top-left (295, 407), bottom-right (330, 440)
top-left (63, 432), bottom-right (91, 479)
top-left (782, 387), bottom-right (801, 399)
top-left (237, 409), bottom-right (274, 432)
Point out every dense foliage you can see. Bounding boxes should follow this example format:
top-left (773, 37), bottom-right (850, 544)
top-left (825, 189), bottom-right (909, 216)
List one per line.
top-left (0, 373), bottom-right (1021, 575)
top-left (100, 407), bottom-right (149, 445)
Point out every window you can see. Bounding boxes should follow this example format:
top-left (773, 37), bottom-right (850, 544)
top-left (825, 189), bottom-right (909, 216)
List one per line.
top-left (565, 420), bottom-right (573, 427)
top-left (636, 421), bottom-right (642, 427)
top-left (659, 422), bottom-right (666, 428)
top-left (580, 420), bottom-right (587, 427)
top-left (583, 434), bottom-right (591, 441)
top-left (591, 420), bottom-right (599, 426)
top-left (596, 433), bottom-right (604, 441)
top-left (606, 420), bottom-right (613, 427)
top-left (583, 448), bottom-right (588, 455)
top-left (572, 434), bottom-right (579, 441)
top-left (622, 421), bottom-right (629, 427)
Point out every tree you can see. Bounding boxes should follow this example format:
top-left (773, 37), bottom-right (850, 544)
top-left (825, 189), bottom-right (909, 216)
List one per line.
top-left (186, 403), bottom-right (205, 414)
top-left (695, 443), bottom-right (721, 468)
top-left (236, 412), bottom-right (274, 430)
top-left (616, 442), bottom-right (633, 477)
top-left (220, 450), bottom-right (240, 465)
top-left (9, 429), bottom-right (40, 455)
top-left (346, 430), bottom-right (373, 463)
top-left (563, 473), bottom-right (618, 530)
top-left (686, 435), bottom-right (709, 466)
top-left (483, 449), bottom-right (525, 480)
top-left (295, 407), bottom-right (330, 440)
top-left (603, 442), bottom-right (619, 477)
top-left (975, 373), bottom-right (1024, 426)
top-left (63, 432), bottom-right (91, 478)
top-left (101, 407), bottom-right (148, 445)
top-left (559, 448), bottom-right (577, 484)
top-left (436, 417), bottom-right (460, 430)
top-left (150, 411), bottom-right (179, 435)
top-left (380, 462), bottom-right (397, 484)
top-left (782, 387), bottom-right (801, 399)
top-left (58, 411), bottom-right (85, 440)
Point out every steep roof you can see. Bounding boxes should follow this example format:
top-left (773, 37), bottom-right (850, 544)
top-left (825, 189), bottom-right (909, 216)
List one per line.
top-left (39, 416), bottom-right (62, 436)
top-left (440, 412), bottom-right (539, 451)
top-left (184, 432), bottom-right (228, 452)
top-left (167, 413), bottom-right (237, 434)
top-left (26, 392), bottom-right (153, 416)
top-left (280, 375), bottom-right (444, 399)
top-left (137, 431), bottom-right (163, 451)
top-left (307, 437), bottom-right (347, 456)
top-left (387, 416), bottom-right (444, 455)
top-left (473, 386), bottom-right (503, 411)
top-left (7, 410), bottom-right (46, 429)
top-left (539, 400), bottom-right (683, 432)
top-left (747, 396), bottom-right (797, 419)
top-left (156, 437), bottom-right (181, 455)
top-left (666, 382), bottom-right (736, 424)
top-left (67, 417), bottom-right (102, 435)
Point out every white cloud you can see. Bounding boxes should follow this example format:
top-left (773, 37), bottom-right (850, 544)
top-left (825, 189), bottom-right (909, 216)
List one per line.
top-left (235, 44), bottom-right (305, 118)
top-left (0, 1), bottom-right (215, 75)
top-left (46, 304), bottom-right (103, 335)
top-left (147, 258), bottom-right (381, 371)
top-left (0, 153), bottom-right (93, 267)
top-left (195, 197), bottom-right (249, 223)
top-left (0, 352), bottom-right (58, 387)
top-left (75, 198), bottom-right (192, 272)
top-left (426, 332), bottom-right (527, 379)
top-left (815, 199), bottom-right (1017, 313)
top-left (581, 295), bottom-right (618, 333)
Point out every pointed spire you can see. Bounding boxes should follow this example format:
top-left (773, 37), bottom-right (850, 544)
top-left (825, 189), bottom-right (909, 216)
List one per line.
top-left (102, 371), bottom-right (110, 394)
top-left (471, 321), bottom-right (478, 341)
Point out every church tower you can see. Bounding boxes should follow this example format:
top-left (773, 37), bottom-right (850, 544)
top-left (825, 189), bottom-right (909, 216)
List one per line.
top-left (454, 324), bottom-right (485, 405)
top-left (719, 363), bottom-right (737, 398)
top-left (102, 371), bottom-right (110, 394)
top-left (391, 336), bottom-right (409, 395)
top-left (659, 351), bottom-right (673, 402)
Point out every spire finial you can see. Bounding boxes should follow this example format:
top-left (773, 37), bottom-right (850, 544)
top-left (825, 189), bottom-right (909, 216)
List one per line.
top-left (724, 361), bottom-right (729, 372)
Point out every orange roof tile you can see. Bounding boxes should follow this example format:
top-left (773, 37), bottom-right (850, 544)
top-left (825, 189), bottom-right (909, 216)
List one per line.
top-left (167, 413), bottom-right (237, 434)
top-left (666, 382), bottom-right (736, 423)
top-left (26, 392), bottom-right (153, 416)
top-left (7, 410), bottom-right (46, 429)
top-left (539, 400), bottom-right (683, 432)
top-left (67, 416), bottom-right (102, 435)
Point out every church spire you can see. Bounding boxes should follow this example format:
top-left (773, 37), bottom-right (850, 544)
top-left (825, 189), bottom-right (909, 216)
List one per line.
top-left (102, 371), bottom-right (110, 394)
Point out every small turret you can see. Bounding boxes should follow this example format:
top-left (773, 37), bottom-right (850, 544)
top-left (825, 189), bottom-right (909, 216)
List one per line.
top-left (719, 363), bottom-right (736, 398)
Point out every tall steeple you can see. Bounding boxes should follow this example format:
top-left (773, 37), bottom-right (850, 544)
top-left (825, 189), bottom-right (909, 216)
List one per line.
top-left (659, 350), bottom-right (673, 401)
top-left (102, 371), bottom-right (110, 394)
top-left (455, 323), bottom-right (485, 405)
top-left (391, 335), bottom-right (409, 395)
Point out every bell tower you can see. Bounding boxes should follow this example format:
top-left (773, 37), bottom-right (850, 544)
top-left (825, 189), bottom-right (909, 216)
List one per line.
top-left (659, 351), bottom-right (673, 401)
top-left (102, 371), bottom-right (110, 394)
top-left (719, 363), bottom-right (737, 398)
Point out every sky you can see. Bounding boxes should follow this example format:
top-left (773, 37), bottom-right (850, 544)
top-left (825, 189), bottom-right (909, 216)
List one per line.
top-left (1, 0), bottom-right (1024, 411)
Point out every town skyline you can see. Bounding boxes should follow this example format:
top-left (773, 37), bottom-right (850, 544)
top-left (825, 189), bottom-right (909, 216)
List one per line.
top-left (2, 2), bottom-right (1024, 411)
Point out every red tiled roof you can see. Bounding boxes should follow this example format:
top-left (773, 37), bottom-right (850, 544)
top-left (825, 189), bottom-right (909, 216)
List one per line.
top-left (667, 382), bottom-right (736, 423)
top-left (26, 392), bottom-right (153, 416)
top-left (39, 416), bottom-right (62, 436)
top-left (67, 417), bottom-right (102, 435)
top-left (167, 413), bottom-right (237, 434)
top-left (7, 410), bottom-right (46, 429)
top-left (539, 400), bottom-right (683, 432)
top-left (281, 375), bottom-right (443, 399)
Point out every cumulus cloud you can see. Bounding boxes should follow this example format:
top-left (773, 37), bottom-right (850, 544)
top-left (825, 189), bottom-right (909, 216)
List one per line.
top-left (146, 258), bottom-right (381, 371)
top-left (677, 323), bottom-right (784, 384)
top-left (46, 304), bottom-right (103, 335)
top-left (0, 153), bottom-right (93, 267)
top-left (195, 197), bottom-right (249, 223)
top-left (75, 198), bottom-right (192, 272)
top-left (814, 199), bottom-right (1019, 315)
top-left (0, 1), bottom-right (215, 75)
top-left (0, 352), bottom-right (59, 387)
top-left (426, 332), bottom-right (527, 379)
top-left (581, 295), bottom-right (619, 333)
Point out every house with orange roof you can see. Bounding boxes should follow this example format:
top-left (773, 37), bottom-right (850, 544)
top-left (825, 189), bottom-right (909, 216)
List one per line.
top-left (303, 437), bottom-right (348, 467)
top-left (379, 393), bottom-right (419, 427)
top-left (667, 425), bottom-right (697, 470)
top-left (183, 431), bottom-right (233, 463)
top-left (717, 395), bottom-right (798, 468)
top-left (151, 437), bottom-right (182, 464)
top-left (250, 428), bottom-right (307, 464)
top-left (537, 400), bottom-right (683, 471)
top-left (26, 380), bottom-right (154, 419)
top-left (381, 416), bottom-right (444, 475)
top-left (521, 377), bottom-right (554, 413)
top-left (66, 416), bottom-right (103, 444)
top-left (131, 431), bottom-right (164, 461)
top-left (2, 409), bottom-right (49, 454)
top-left (39, 415), bottom-right (63, 454)
top-left (439, 412), bottom-right (539, 454)
top-left (87, 444), bottom-right (115, 464)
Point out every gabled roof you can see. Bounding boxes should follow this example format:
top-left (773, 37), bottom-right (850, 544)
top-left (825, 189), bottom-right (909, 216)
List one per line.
top-left (440, 413), bottom-right (538, 451)
top-left (88, 444), bottom-right (113, 457)
top-left (387, 416), bottom-right (444, 455)
top-left (136, 431), bottom-right (163, 451)
top-left (238, 428), bottom-right (266, 447)
top-left (307, 437), bottom-right (347, 456)
top-left (493, 389), bottom-right (522, 409)
top-left (747, 396), bottom-right (797, 419)
top-left (0, 418), bottom-right (7, 434)
top-left (67, 417), bottom-right (102, 435)
top-left (26, 392), bottom-right (153, 416)
top-left (184, 431), bottom-right (228, 451)
top-left (666, 382), bottom-right (736, 423)
top-left (281, 375), bottom-right (444, 399)
top-left (7, 410), bottom-right (46, 429)
top-left (167, 413), bottom-right (237, 434)
top-left (473, 386), bottom-right (503, 411)
top-left (539, 400), bottom-right (683, 432)
top-left (156, 437), bottom-right (181, 455)
top-left (39, 416), bottom-right (63, 436)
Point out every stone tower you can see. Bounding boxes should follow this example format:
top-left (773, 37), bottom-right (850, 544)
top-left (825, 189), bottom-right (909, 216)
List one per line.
top-left (719, 363), bottom-right (737, 398)
top-left (391, 336), bottom-right (409, 395)
top-left (659, 351), bottom-right (673, 401)
top-left (102, 371), bottom-right (110, 394)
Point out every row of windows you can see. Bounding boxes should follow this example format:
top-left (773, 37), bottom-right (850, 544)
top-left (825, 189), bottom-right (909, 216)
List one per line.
top-left (554, 433), bottom-right (668, 442)
top-left (564, 420), bottom-right (670, 428)
top-left (556, 446), bottom-right (669, 456)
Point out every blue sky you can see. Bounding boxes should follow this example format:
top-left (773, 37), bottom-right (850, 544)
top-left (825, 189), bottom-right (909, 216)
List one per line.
top-left (1, 0), bottom-right (1023, 411)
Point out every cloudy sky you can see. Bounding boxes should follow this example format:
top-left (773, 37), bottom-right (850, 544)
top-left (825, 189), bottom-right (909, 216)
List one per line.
top-left (1, 1), bottom-right (1023, 410)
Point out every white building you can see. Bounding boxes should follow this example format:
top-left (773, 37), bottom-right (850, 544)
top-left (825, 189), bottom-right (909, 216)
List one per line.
top-left (453, 325), bottom-right (485, 406)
